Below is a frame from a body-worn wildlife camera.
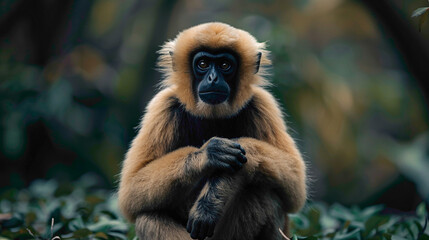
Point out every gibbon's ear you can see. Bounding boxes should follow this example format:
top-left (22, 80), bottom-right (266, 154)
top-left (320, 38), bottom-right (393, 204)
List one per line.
top-left (255, 52), bottom-right (262, 74)
top-left (169, 51), bottom-right (176, 71)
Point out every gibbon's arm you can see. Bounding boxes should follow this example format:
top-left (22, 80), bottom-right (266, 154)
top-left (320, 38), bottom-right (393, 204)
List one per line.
top-left (237, 87), bottom-right (307, 213)
top-left (118, 88), bottom-right (202, 222)
top-left (118, 88), bottom-right (247, 222)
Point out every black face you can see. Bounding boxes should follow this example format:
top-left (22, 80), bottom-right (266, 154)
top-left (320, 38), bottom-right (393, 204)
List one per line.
top-left (192, 51), bottom-right (238, 105)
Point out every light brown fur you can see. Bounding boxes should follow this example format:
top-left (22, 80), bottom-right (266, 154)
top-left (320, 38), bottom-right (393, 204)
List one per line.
top-left (118, 22), bottom-right (306, 240)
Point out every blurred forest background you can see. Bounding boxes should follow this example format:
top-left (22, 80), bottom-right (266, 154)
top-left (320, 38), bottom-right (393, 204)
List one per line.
top-left (1, 0), bottom-right (429, 212)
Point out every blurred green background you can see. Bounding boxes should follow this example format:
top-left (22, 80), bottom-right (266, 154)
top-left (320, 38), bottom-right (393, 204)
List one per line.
top-left (1, 0), bottom-right (428, 211)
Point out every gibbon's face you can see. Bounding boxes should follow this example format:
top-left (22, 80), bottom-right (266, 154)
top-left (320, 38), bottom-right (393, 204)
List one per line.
top-left (192, 51), bottom-right (238, 105)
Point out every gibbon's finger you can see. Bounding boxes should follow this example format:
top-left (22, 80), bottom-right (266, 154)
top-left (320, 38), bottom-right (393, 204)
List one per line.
top-left (219, 149), bottom-right (247, 164)
top-left (231, 142), bottom-right (246, 155)
top-left (207, 222), bottom-right (215, 238)
top-left (238, 153), bottom-right (247, 163)
top-left (219, 155), bottom-right (243, 171)
top-left (190, 220), bottom-right (201, 239)
top-left (186, 219), bottom-right (192, 233)
top-left (198, 221), bottom-right (209, 240)
top-left (220, 148), bottom-right (243, 157)
top-left (222, 148), bottom-right (247, 164)
top-left (238, 144), bottom-right (246, 155)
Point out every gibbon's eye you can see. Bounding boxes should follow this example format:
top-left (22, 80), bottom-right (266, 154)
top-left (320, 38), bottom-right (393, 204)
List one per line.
top-left (198, 59), bottom-right (209, 69)
top-left (219, 61), bottom-right (230, 71)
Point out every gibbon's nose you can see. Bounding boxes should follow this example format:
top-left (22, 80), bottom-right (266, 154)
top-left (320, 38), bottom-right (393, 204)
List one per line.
top-left (207, 70), bottom-right (218, 84)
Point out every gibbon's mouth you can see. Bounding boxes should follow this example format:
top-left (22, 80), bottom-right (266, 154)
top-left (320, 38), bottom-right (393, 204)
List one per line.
top-left (199, 91), bottom-right (228, 95)
top-left (199, 91), bottom-right (228, 105)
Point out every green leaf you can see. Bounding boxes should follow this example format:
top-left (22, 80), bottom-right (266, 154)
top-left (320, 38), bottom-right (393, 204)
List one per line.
top-left (1, 217), bottom-right (23, 228)
top-left (94, 232), bottom-right (109, 239)
top-left (364, 215), bottom-right (390, 237)
top-left (391, 235), bottom-right (408, 240)
top-left (329, 204), bottom-right (355, 221)
top-left (302, 236), bottom-right (318, 240)
top-left (412, 7), bottom-right (429, 18)
top-left (389, 134), bottom-right (429, 202)
top-left (360, 205), bottom-right (384, 220)
top-left (290, 213), bottom-right (310, 229)
top-left (378, 216), bottom-right (401, 232)
top-left (106, 231), bottom-right (127, 239)
top-left (85, 195), bottom-right (105, 205)
top-left (383, 233), bottom-right (392, 240)
top-left (334, 228), bottom-right (361, 240)
top-left (87, 216), bottom-right (128, 233)
top-left (24, 211), bottom-right (37, 225)
top-left (420, 234), bottom-right (429, 240)
top-left (69, 217), bottom-right (86, 231)
top-left (416, 202), bottom-right (428, 218)
top-left (72, 228), bottom-right (92, 238)
top-left (99, 210), bottom-right (117, 219)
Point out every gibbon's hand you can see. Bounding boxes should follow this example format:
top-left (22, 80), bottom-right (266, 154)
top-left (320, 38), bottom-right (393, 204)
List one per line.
top-left (201, 137), bottom-right (247, 174)
top-left (187, 207), bottom-right (217, 240)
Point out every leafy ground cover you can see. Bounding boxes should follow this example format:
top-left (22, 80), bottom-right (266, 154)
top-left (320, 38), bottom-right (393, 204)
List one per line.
top-left (0, 176), bottom-right (427, 240)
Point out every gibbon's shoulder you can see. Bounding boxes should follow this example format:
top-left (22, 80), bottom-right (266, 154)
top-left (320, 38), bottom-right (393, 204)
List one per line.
top-left (140, 88), bottom-right (180, 126)
top-left (251, 87), bottom-right (283, 116)
top-left (250, 86), bottom-right (287, 132)
top-left (144, 88), bottom-right (178, 112)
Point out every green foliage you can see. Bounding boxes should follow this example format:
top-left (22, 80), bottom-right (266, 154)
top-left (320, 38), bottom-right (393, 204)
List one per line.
top-left (291, 202), bottom-right (429, 240)
top-left (0, 176), bottom-right (135, 240)
top-left (1, 178), bottom-right (428, 239)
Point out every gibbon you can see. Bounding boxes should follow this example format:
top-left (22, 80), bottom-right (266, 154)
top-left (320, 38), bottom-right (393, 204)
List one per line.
top-left (118, 22), bottom-right (307, 240)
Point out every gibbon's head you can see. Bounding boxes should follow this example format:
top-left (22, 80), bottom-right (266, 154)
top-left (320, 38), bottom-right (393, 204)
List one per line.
top-left (158, 22), bottom-right (271, 118)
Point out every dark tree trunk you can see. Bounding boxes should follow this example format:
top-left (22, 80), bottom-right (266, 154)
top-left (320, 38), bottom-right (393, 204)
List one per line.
top-left (0, 0), bottom-right (92, 66)
top-left (358, 0), bottom-right (429, 104)
top-left (124, 0), bottom-right (179, 140)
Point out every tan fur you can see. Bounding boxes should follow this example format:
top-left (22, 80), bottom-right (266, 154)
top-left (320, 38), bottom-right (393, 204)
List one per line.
top-left (118, 22), bottom-right (306, 240)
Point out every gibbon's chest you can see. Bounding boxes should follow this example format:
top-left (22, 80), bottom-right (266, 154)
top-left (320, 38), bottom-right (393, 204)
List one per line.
top-left (171, 99), bottom-right (257, 148)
